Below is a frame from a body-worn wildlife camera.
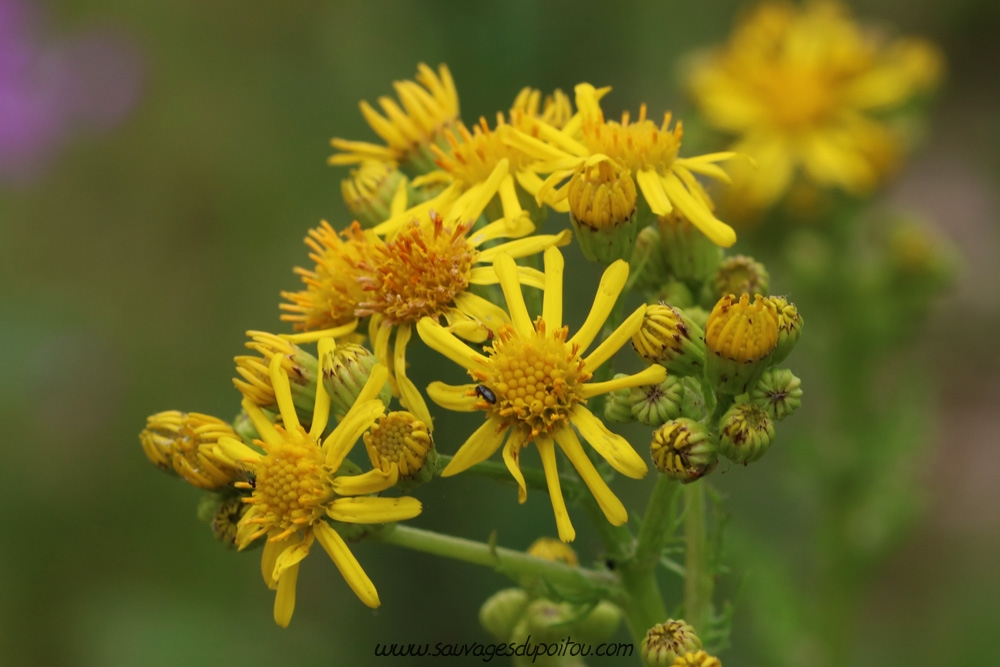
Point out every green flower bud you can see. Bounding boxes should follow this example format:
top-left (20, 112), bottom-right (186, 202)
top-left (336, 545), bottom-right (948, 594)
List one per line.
top-left (654, 280), bottom-right (695, 309)
top-left (651, 419), bottom-right (718, 484)
top-left (678, 377), bottom-right (707, 420)
top-left (684, 306), bottom-right (709, 331)
top-left (630, 375), bottom-right (683, 426)
top-left (711, 255), bottom-right (770, 301)
top-left (641, 619), bottom-right (702, 667)
top-left (604, 374), bottom-right (638, 424)
top-left (567, 155), bottom-right (640, 264)
top-left (341, 160), bottom-right (407, 228)
top-left (321, 343), bottom-right (392, 418)
top-left (480, 588), bottom-right (530, 641)
top-left (632, 224), bottom-right (671, 293)
top-left (704, 294), bottom-right (779, 395)
top-left (766, 296), bottom-right (803, 365)
top-left (719, 403), bottom-right (775, 464)
top-left (572, 600), bottom-right (623, 643)
top-left (658, 211), bottom-right (723, 282)
top-left (751, 369), bottom-right (802, 422)
top-left (632, 304), bottom-right (707, 377)
top-left (232, 408), bottom-right (259, 444)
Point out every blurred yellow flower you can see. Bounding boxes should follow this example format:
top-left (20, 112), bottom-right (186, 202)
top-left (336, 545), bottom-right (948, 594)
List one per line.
top-left (417, 247), bottom-right (667, 542)
top-left (687, 1), bottom-right (943, 209)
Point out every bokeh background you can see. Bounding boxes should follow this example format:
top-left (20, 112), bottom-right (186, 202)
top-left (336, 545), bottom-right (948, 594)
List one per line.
top-left (2, 1), bottom-right (998, 665)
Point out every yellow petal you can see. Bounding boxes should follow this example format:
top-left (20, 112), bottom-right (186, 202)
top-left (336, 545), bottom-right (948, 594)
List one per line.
top-left (636, 168), bottom-right (673, 215)
top-left (497, 173), bottom-right (528, 231)
top-left (331, 467), bottom-right (398, 496)
top-left (476, 230), bottom-right (573, 264)
top-left (273, 562), bottom-right (300, 628)
top-left (537, 437), bottom-right (575, 543)
top-left (553, 427), bottom-right (627, 526)
top-left (268, 354), bottom-right (300, 433)
top-left (426, 381), bottom-right (479, 412)
top-left (309, 338), bottom-right (335, 439)
top-left (260, 536), bottom-right (286, 590)
top-left (567, 260), bottom-right (629, 352)
top-left (394, 324), bottom-right (434, 428)
top-left (569, 405), bottom-right (648, 478)
top-left (583, 304), bottom-right (647, 371)
top-left (579, 364), bottom-right (667, 398)
top-left (314, 521), bottom-right (380, 608)
top-left (389, 176), bottom-right (409, 217)
top-left (327, 496), bottom-right (422, 524)
top-left (502, 431), bottom-right (529, 504)
top-left (662, 171), bottom-right (736, 247)
top-left (214, 435), bottom-right (262, 466)
top-left (279, 320), bottom-right (359, 344)
top-left (441, 417), bottom-right (508, 476)
top-left (322, 399), bottom-right (384, 469)
top-left (445, 159), bottom-right (509, 226)
top-left (468, 215), bottom-right (536, 248)
top-left (492, 254), bottom-right (534, 337)
top-left (469, 266), bottom-right (546, 289)
top-left (452, 292), bottom-right (511, 333)
top-left (542, 246), bottom-right (564, 329)
top-left (273, 532), bottom-right (313, 581)
top-left (373, 183), bottom-right (461, 237)
top-left (416, 317), bottom-right (488, 371)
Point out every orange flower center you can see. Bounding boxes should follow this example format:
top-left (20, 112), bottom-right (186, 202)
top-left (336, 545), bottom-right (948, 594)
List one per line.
top-left (364, 411), bottom-right (433, 477)
top-left (471, 318), bottom-right (591, 439)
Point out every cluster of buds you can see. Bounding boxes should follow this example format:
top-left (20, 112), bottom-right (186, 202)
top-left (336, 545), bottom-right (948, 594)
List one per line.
top-left (640, 619), bottom-right (722, 667)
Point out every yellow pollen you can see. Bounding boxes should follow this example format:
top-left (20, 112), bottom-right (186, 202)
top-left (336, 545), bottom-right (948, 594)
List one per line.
top-left (356, 212), bottom-right (476, 324)
top-left (433, 117), bottom-right (533, 185)
top-left (247, 430), bottom-right (333, 539)
top-left (705, 293), bottom-right (779, 362)
top-left (364, 411), bottom-right (432, 478)
top-left (581, 107), bottom-right (682, 172)
top-left (472, 318), bottom-right (591, 439)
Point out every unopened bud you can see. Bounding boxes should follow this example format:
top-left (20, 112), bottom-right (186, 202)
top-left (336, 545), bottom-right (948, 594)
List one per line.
top-left (567, 155), bottom-right (639, 264)
top-left (712, 255), bottom-right (770, 300)
top-left (604, 374), bottom-right (637, 424)
top-left (704, 294), bottom-right (778, 395)
top-left (322, 342), bottom-right (392, 417)
top-left (632, 304), bottom-right (707, 377)
top-left (750, 369), bottom-right (802, 422)
top-left (658, 211), bottom-right (723, 282)
top-left (140, 411), bottom-right (242, 490)
top-left (641, 619), bottom-right (702, 667)
top-left (341, 160), bottom-right (407, 228)
top-left (719, 403), bottom-right (775, 465)
top-left (651, 419), bottom-right (718, 484)
top-left (766, 296), bottom-right (803, 365)
top-left (480, 588), bottom-right (530, 641)
top-left (632, 224), bottom-right (671, 293)
top-left (233, 331), bottom-right (318, 414)
top-left (630, 375), bottom-right (683, 426)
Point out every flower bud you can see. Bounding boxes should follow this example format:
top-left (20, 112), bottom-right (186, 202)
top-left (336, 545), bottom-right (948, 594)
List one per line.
top-left (632, 304), bottom-right (707, 377)
top-left (630, 375), bottom-right (683, 427)
top-left (233, 331), bottom-right (318, 414)
top-left (750, 369), bottom-right (802, 422)
top-left (140, 411), bottom-right (243, 490)
top-left (704, 294), bottom-right (778, 395)
top-left (322, 342), bottom-right (392, 417)
top-left (718, 403), bottom-right (775, 465)
top-left (632, 224), bottom-right (671, 293)
top-left (711, 255), bottom-right (769, 300)
top-left (364, 411), bottom-right (436, 490)
top-left (641, 619), bottom-right (702, 667)
top-left (655, 280), bottom-right (695, 309)
top-left (670, 650), bottom-right (722, 667)
top-left (604, 375), bottom-right (637, 424)
top-left (527, 537), bottom-right (579, 566)
top-left (341, 160), bottom-right (407, 228)
top-left (678, 377), bottom-right (707, 420)
top-left (208, 495), bottom-right (253, 548)
top-left (479, 588), bottom-right (530, 641)
top-left (572, 600), bottom-right (623, 643)
top-left (766, 296), bottom-right (803, 365)
top-left (651, 419), bottom-right (718, 484)
top-left (658, 211), bottom-right (723, 282)
top-left (565, 154), bottom-right (639, 264)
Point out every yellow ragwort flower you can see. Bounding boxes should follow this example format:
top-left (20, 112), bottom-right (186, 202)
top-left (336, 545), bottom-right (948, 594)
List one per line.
top-left (329, 63), bottom-right (459, 173)
top-left (287, 167), bottom-right (571, 430)
top-left (506, 83), bottom-right (742, 247)
top-left (687, 1), bottom-right (943, 208)
top-left (510, 87), bottom-right (574, 130)
top-left (417, 246), bottom-right (668, 542)
top-left (206, 345), bottom-right (421, 627)
top-left (140, 411), bottom-right (242, 490)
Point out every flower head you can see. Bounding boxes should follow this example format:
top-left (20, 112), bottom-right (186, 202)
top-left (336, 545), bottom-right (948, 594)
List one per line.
top-left (704, 293), bottom-right (779, 394)
top-left (640, 619), bottom-right (702, 667)
top-left (206, 342), bottom-right (421, 626)
top-left (417, 247), bottom-right (667, 542)
top-left (507, 84), bottom-right (742, 247)
top-left (687, 1), bottom-right (943, 208)
top-left (341, 160), bottom-right (408, 228)
top-left (510, 87), bottom-right (574, 129)
top-left (329, 63), bottom-right (459, 174)
top-left (140, 411), bottom-right (242, 490)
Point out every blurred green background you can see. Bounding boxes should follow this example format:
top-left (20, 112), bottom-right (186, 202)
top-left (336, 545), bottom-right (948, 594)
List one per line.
top-left (2, 1), bottom-right (998, 665)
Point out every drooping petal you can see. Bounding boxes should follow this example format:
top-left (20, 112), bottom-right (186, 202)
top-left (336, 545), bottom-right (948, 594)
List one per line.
top-left (440, 417), bottom-right (508, 476)
top-left (394, 324), bottom-right (434, 427)
top-left (636, 167), bottom-right (673, 215)
top-left (661, 171), bottom-right (737, 247)
top-left (314, 521), bottom-right (380, 608)
top-left (416, 317), bottom-right (489, 370)
top-left (327, 496), bottom-right (423, 524)
top-left (273, 562), bottom-right (300, 628)
top-left (273, 531), bottom-right (313, 581)
top-left (579, 364), bottom-right (668, 398)
top-left (426, 382), bottom-right (480, 412)
top-left (501, 430), bottom-right (529, 504)
top-left (553, 427), bottom-right (627, 526)
top-left (260, 536), bottom-right (287, 590)
top-left (569, 405), bottom-right (648, 478)
top-left (537, 437), bottom-right (575, 543)
top-left (567, 260), bottom-right (629, 352)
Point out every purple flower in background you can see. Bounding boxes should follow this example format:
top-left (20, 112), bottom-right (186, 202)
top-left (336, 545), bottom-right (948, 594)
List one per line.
top-left (0, 0), bottom-right (142, 184)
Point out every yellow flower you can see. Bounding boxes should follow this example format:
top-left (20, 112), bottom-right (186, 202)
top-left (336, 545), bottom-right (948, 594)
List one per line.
top-left (416, 247), bottom-right (667, 542)
top-left (206, 345), bottom-right (421, 626)
top-left (286, 165), bottom-right (571, 431)
top-left (140, 411), bottom-right (242, 490)
top-left (329, 63), bottom-right (459, 174)
top-left (510, 87), bottom-right (574, 129)
top-left (687, 1), bottom-right (943, 208)
top-left (506, 84), bottom-right (742, 247)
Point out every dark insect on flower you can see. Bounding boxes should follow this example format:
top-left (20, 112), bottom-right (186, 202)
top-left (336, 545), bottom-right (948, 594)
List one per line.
top-left (475, 385), bottom-right (497, 404)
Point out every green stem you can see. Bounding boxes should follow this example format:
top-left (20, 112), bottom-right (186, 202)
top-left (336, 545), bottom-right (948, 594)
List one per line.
top-left (708, 392), bottom-right (734, 429)
top-left (683, 480), bottom-right (712, 633)
top-left (380, 524), bottom-right (617, 596)
top-left (634, 474), bottom-right (681, 568)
